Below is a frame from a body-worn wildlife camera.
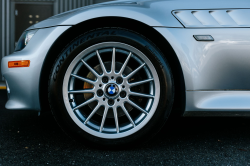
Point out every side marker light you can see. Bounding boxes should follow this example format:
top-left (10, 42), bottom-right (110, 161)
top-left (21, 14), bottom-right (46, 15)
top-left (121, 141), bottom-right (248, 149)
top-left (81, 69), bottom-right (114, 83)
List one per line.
top-left (193, 35), bottom-right (214, 41)
top-left (8, 60), bottom-right (30, 68)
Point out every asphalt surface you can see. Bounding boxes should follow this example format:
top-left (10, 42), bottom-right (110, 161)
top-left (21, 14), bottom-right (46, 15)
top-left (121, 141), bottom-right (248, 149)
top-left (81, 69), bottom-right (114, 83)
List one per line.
top-left (1, 90), bottom-right (250, 165)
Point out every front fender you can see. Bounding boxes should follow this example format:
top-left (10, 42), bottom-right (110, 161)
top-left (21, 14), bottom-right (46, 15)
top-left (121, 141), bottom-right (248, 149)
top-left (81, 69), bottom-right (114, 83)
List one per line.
top-left (27, 1), bottom-right (183, 30)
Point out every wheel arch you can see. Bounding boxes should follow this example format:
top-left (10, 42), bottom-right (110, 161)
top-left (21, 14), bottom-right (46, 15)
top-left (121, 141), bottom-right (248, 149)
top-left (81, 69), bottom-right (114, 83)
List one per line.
top-left (39, 16), bottom-right (186, 116)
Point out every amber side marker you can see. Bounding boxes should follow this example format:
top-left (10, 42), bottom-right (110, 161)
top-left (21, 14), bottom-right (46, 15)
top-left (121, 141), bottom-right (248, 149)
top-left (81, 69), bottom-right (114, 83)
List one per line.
top-left (8, 60), bottom-right (30, 68)
top-left (0, 86), bottom-right (6, 90)
top-left (0, 82), bottom-right (6, 90)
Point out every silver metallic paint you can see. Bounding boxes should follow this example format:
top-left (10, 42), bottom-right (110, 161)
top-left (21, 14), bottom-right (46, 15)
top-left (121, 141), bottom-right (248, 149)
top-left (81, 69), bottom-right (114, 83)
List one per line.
top-left (155, 27), bottom-right (250, 90)
top-left (1, 26), bottom-right (71, 110)
top-left (27, 0), bottom-right (184, 30)
top-left (2, 0), bottom-right (250, 116)
top-left (27, 0), bottom-right (250, 29)
top-left (185, 91), bottom-right (250, 115)
top-left (173, 9), bottom-right (250, 28)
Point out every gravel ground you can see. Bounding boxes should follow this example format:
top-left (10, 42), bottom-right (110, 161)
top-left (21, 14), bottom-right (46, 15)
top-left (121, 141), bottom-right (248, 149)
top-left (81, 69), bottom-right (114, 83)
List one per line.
top-left (0, 90), bottom-right (250, 165)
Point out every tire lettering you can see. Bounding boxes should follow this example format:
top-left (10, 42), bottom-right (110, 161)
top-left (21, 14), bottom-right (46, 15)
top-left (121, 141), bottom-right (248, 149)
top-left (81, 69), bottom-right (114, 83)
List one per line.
top-left (52, 30), bottom-right (117, 81)
top-left (87, 34), bottom-right (95, 40)
top-left (79, 37), bottom-right (86, 44)
top-left (110, 31), bottom-right (116, 35)
top-left (96, 32), bottom-right (101, 37)
top-left (59, 55), bottom-right (65, 66)
top-left (56, 65), bottom-right (60, 72)
top-left (72, 41), bottom-right (79, 49)
top-left (53, 73), bottom-right (57, 81)
top-left (101, 31), bottom-right (109, 35)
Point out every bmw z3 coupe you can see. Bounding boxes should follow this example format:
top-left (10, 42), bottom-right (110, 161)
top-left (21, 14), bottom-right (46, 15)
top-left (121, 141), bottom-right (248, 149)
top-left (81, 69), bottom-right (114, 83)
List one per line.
top-left (2, 0), bottom-right (250, 147)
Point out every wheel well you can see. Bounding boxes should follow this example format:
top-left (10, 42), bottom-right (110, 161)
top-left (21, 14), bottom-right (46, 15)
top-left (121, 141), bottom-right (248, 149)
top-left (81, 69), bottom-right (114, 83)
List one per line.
top-left (39, 17), bottom-right (186, 116)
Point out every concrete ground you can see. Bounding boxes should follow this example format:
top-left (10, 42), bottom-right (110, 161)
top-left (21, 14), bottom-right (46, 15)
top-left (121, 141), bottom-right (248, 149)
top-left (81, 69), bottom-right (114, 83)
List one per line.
top-left (0, 90), bottom-right (250, 165)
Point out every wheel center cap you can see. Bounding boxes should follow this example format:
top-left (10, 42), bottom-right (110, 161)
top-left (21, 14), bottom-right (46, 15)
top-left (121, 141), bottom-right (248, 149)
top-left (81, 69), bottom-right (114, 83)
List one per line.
top-left (105, 83), bottom-right (119, 97)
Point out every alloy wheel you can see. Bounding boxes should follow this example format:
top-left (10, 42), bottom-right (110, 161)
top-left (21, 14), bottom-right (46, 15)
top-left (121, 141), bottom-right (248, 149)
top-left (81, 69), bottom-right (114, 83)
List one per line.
top-left (62, 42), bottom-right (160, 139)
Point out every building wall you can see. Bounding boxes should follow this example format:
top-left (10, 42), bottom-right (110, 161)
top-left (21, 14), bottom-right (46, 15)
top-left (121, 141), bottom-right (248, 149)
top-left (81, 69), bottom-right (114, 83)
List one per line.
top-left (0, 1), bottom-right (2, 63)
top-left (55, 0), bottom-right (95, 13)
top-left (1, 0), bottom-right (11, 60)
top-left (0, 0), bottom-right (113, 79)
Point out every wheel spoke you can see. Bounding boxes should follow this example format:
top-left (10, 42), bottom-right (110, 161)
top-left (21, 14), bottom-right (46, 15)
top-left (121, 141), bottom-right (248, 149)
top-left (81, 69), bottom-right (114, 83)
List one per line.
top-left (81, 59), bottom-right (100, 77)
top-left (127, 100), bottom-right (148, 115)
top-left (125, 63), bottom-right (145, 79)
top-left (111, 48), bottom-right (116, 74)
top-left (71, 74), bottom-right (95, 84)
top-left (73, 97), bottom-right (95, 111)
top-left (100, 107), bottom-right (108, 132)
top-left (128, 78), bottom-right (154, 87)
top-left (113, 107), bottom-right (119, 133)
top-left (118, 52), bottom-right (132, 75)
top-left (84, 104), bottom-right (100, 124)
top-left (68, 89), bottom-right (94, 94)
top-left (65, 42), bottom-right (161, 138)
top-left (96, 50), bottom-right (108, 75)
top-left (129, 92), bottom-right (154, 98)
top-left (121, 105), bottom-right (135, 127)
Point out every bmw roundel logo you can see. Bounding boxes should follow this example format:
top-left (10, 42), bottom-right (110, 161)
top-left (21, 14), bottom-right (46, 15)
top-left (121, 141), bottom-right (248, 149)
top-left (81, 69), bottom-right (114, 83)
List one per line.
top-left (106, 84), bottom-right (118, 96)
top-left (108, 85), bottom-right (116, 95)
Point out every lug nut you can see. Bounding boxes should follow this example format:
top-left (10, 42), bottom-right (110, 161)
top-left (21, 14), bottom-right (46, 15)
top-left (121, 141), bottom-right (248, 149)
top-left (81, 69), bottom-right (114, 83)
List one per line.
top-left (116, 77), bottom-right (123, 84)
top-left (108, 99), bottom-right (114, 106)
top-left (97, 89), bottom-right (103, 97)
top-left (102, 76), bottom-right (109, 83)
top-left (120, 91), bottom-right (127, 98)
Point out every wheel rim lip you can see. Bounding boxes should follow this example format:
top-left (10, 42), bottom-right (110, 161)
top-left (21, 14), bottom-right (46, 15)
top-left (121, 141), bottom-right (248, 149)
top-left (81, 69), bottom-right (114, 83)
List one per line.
top-left (62, 42), bottom-right (160, 139)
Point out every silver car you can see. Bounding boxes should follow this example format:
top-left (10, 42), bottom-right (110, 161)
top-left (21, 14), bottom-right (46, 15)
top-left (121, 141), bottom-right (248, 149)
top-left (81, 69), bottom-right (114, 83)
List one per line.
top-left (2, 0), bottom-right (250, 147)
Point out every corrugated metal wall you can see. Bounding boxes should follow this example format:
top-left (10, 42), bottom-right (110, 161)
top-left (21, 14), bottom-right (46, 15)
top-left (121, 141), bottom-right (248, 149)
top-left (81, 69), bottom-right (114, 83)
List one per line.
top-left (56, 0), bottom-right (94, 13)
top-left (1, 0), bottom-right (11, 59)
top-left (55, 0), bottom-right (113, 14)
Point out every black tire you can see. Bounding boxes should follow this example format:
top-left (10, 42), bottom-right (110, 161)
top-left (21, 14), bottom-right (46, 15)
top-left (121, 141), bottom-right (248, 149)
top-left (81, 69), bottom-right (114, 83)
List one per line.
top-left (48, 28), bottom-right (174, 148)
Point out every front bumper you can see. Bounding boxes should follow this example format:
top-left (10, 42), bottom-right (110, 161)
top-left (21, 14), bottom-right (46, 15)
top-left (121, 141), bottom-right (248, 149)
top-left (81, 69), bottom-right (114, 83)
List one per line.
top-left (1, 26), bottom-right (71, 111)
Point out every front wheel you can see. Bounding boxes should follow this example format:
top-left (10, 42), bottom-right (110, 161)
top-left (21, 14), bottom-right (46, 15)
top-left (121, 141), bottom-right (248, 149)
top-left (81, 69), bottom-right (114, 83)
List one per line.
top-left (48, 28), bottom-right (174, 148)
